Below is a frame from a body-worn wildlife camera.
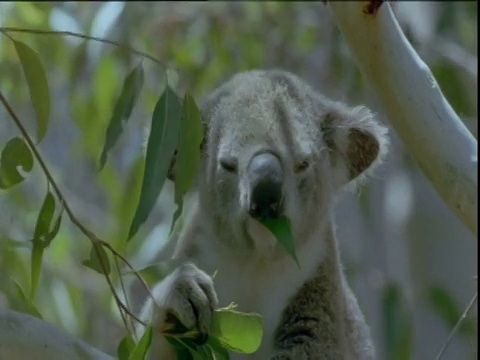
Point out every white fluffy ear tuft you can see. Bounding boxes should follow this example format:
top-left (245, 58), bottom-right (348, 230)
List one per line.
top-left (320, 104), bottom-right (389, 187)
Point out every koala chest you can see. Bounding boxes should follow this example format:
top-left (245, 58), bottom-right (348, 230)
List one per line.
top-left (213, 263), bottom-right (298, 357)
top-left (193, 236), bottom-right (327, 359)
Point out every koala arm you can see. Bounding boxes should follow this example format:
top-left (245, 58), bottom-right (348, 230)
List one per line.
top-left (271, 257), bottom-right (374, 360)
top-left (271, 261), bottom-right (345, 360)
top-left (136, 262), bottom-right (218, 360)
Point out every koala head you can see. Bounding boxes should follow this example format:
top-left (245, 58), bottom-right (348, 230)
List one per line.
top-left (171, 70), bottom-right (388, 254)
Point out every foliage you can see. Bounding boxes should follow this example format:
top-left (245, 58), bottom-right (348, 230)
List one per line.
top-left (0, 10), bottom-right (274, 357)
top-left (0, 2), bottom-right (476, 359)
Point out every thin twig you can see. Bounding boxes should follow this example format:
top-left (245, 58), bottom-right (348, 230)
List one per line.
top-left (0, 91), bottom-right (146, 326)
top-left (0, 25), bottom-right (160, 327)
top-left (113, 255), bottom-right (132, 333)
top-left (0, 27), bottom-right (165, 69)
top-left (114, 254), bottom-right (137, 336)
top-left (100, 240), bottom-right (151, 295)
top-left (435, 292), bottom-right (478, 360)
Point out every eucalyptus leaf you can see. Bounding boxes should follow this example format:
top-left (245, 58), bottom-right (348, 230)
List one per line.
top-left (128, 85), bottom-right (182, 240)
top-left (167, 337), bottom-right (195, 360)
top-left (194, 345), bottom-right (215, 360)
top-left (12, 39), bottom-right (50, 142)
top-left (30, 191), bottom-right (56, 300)
top-left (117, 335), bottom-right (135, 360)
top-left (99, 64), bottom-right (144, 170)
top-left (128, 325), bottom-right (152, 360)
top-left (12, 280), bottom-right (43, 319)
top-left (206, 337), bottom-right (230, 360)
top-left (210, 303), bottom-right (263, 354)
top-left (0, 137), bottom-right (34, 189)
top-left (33, 192), bottom-right (55, 241)
top-left (429, 286), bottom-right (476, 337)
top-left (82, 242), bottom-right (111, 275)
top-left (123, 259), bottom-right (184, 286)
top-left (43, 210), bottom-right (63, 248)
top-left (259, 216), bottom-right (299, 267)
top-left (118, 156), bottom-right (145, 244)
top-left (383, 283), bottom-right (413, 360)
top-left (170, 93), bottom-right (204, 234)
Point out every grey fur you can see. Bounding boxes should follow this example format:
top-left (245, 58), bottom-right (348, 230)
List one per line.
top-left (137, 70), bottom-right (388, 359)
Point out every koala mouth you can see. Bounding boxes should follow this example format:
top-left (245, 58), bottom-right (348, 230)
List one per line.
top-left (248, 199), bottom-right (283, 220)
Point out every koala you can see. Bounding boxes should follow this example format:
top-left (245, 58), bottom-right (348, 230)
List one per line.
top-left (136, 69), bottom-right (388, 359)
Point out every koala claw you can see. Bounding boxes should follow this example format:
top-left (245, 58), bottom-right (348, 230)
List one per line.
top-left (150, 263), bottom-right (218, 336)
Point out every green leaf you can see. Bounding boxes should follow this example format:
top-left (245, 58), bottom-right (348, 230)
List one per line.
top-left (124, 259), bottom-right (183, 287)
top-left (43, 209), bottom-right (62, 247)
top-left (170, 337), bottom-right (213, 360)
top-left (194, 345), bottom-right (215, 360)
top-left (128, 85), bottom-right (182, 240)
top-left (30, 206), bottom-right (63, 298)
top-left (12, 280), bottom-right (43, 319)
top-left (117, 156), bottom-right (145, 245)
top-left (1, 239), bottom-right (31, 249)
top-left (174, 93), bottom-right (204, 202)
top-left (259, 216), bottom-right (299, 267)
top-left (12, 39), bottom-right (50, 142)
top-left (206, 337), bottom-right (230, 360)
top-left (428, 286), bottom-right (476, 337)
top-left (429, 286), bottom-right (459, 328)
top-left (170, 93), bottom-right (204, 234)
top-left (82, 242), bottom-right (111, 275)
top-left (210, 303), bottom-right (263, 354)
top-left (167, 337), bottom-right (195, 360)
top-left (383, 283), bottom-right (413, 360)
top-left (30, 191), bottom-right (55, 300)
top-left (99, 64), bottom-right (144, 170)
top-left (128, 325), bottom-right (153, 360)
top-left (33, 192), bottom-right (56, 241)
top-left (0, 137), bottom-right (34, 189)
top-left (117, 334), bottom-right (135, 360)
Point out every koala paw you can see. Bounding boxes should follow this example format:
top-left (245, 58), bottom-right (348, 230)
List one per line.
top-left (149, 262), bottom-right (218, 338)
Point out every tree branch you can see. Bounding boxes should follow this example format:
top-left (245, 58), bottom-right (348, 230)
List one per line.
top-left (0, 91), bottom-right (148, 326)
top-left (0, 27), bottom-right (165, 69)
top-left (435, 292), bottom-right (478, 360)
top-left (329, 1), bottom-right (478, 236)
top-left (0, 309), bottom-right (114, 360)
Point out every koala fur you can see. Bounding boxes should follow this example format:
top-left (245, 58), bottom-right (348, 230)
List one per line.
top-left (137, 70), bottom-right (388, 359)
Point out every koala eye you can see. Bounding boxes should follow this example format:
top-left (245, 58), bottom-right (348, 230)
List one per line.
top-left (220, 158), bottom-right (238, 173)
top-left (294, 160), bottom-right (310, 173)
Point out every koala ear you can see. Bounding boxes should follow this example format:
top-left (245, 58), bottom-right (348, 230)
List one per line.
top-left (320, 105), bottom-right (388, 186)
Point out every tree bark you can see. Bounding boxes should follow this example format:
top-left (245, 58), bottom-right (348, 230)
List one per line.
top-left (0, 309), bottom-right (114, 360)
top-left (329, 1), bottom-right (478, 236)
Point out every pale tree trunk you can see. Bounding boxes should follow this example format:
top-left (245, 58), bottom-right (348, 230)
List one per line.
top-left (0, 309), bottom-right (113, 360)
top-left (329, 1), bottom-right (478, 236)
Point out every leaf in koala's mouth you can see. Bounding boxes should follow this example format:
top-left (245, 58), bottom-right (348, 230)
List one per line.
top-left (259, 216), bottom-right (300, 267)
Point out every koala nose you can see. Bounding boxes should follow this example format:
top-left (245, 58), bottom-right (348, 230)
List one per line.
top-left (247, 152), bottom-right (284, 219)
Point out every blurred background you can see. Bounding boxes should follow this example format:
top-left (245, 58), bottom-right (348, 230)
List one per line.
top-left (0, 2), bottom-right (477, 359)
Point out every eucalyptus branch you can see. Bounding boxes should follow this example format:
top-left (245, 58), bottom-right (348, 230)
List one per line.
top-left (100, 240), bottom-right (151, 296)
top-left (0, 91), bottom-right (146, 326)
top-left (114, 254), bottom-right (136, 336)
top-left (435, 292), bottom-right (478, 360)
top-left (0, 27), bottom-right (165, 69)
